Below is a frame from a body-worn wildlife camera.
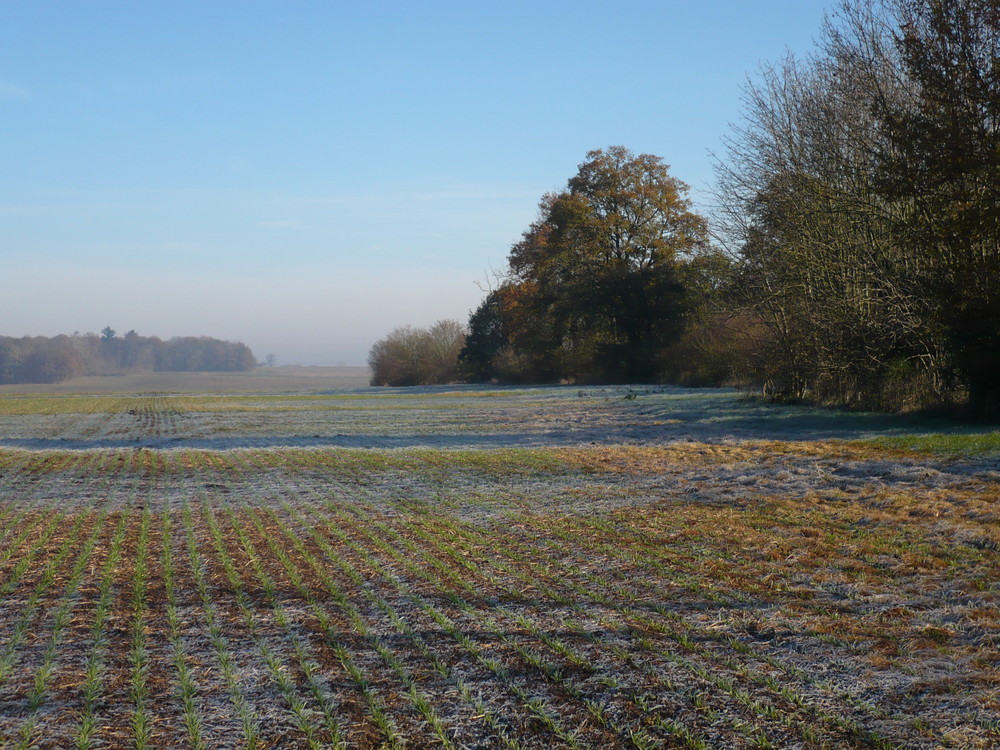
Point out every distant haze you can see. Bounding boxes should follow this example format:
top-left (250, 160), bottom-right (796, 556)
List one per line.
top-left (1, 1), bottom-right (830, 364)
top-left (2, 258), bottom-right (486, 365)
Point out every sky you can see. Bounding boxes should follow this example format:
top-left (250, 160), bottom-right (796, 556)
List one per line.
top-left (1, 1), bottom-right (833, 366)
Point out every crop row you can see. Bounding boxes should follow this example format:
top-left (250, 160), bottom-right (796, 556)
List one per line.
top-left (0, 446), bottom-right (995, 747)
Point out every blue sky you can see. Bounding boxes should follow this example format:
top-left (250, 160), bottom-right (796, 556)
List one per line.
top-left (2, 1), bottom-right (831, 365)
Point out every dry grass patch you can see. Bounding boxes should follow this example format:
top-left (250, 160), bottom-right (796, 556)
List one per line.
top-left (552, 440), bottom-right (915, 474)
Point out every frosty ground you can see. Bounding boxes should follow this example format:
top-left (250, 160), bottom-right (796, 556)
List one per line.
top-left (0, 383), bottom-right (995, 748)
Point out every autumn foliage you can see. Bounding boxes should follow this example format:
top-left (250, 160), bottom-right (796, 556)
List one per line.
top-left (462, 146), bottom-right (717, 384)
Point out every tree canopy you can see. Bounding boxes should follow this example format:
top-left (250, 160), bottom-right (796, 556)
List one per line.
top-left (473, 146), bottom-right (711, 383)
top-left (380, 0), bottom-right (1000, 418)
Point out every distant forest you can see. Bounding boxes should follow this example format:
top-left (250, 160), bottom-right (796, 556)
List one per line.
top-left (370, 0), bottom-right (1000, 419)
top-left (0, 328), bottom-right (256, 384)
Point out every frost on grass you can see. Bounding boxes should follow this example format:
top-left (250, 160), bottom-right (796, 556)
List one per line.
top-left (2, 384), bottom-right (996, 451)
top-left (0, 386), bottom-right (996, 748)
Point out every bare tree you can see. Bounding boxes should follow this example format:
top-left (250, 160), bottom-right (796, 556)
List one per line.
top-left (368, 320), bottom-right (467, 386)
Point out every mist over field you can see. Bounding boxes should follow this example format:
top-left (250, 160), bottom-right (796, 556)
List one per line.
top-left (0, 262), bottom-right (480, 366)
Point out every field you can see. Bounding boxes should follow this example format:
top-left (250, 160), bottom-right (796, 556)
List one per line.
top-left (0, 373), bottom-right (997, 748)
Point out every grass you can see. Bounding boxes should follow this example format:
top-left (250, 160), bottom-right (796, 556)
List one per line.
top-left (0, 386), bottom-right (995, 747)
top-left (857, 430), bottom-right (1000, 457)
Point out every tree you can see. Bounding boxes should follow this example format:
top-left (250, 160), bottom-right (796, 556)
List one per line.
top-left (19, 336), bottom-right (84, 383)
top-left (423, 319), bottom-right (467, 384)
top-left (714, 0), bottom-right (1000, 415)
top-left (153, 336), bottom-right (257, 372)
top-left (500, 146), bottom-right (709, 382)
top-left (0, 338), bottom-right (25, 384)
top-left (459, 289), bottom-right (508, 381)
top-left (368, 326), bottom-right (424, 386)
top-left (120, 329), bottom-right (142, 369)
top-left (99, 326), bottom-right (120, 370)
top-left (878, 0), bottom-right (1000, 414)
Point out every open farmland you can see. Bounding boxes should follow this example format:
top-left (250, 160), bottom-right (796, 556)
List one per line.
top-left (0, 380), bottom-right (997, 748)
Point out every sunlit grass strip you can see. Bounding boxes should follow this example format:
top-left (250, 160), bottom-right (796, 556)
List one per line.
top-left (0, 395), bottom-right (133, 415)
top-left (172, 449), bottom-right (241, 474)
top-left (25, 449), bottom-right (89, 473)
top-left (229, 446), bottom-right (572, 478)
top-left (161, 507), bottom-right (207, 750)
top-left (168, 395), bottom-right (414, 413)
top-left (73, 511), bottom-right (130, 750)
top-left (134, 445), bottom-right (170, 476)
top-left (180, 498), bottom-right (263, 748)
top-left (0, 448), bottom-right (33, 472)
top-left (200, 498), bottom-right (342, 749)
top-left (224, 441), bottom-right (910, 480)
top-left (11, 507), bottom-right (111, 749)
top-left (552, 441), bottom-right (889, 472)
top-left (855, 431), bottom-right (1000, 457)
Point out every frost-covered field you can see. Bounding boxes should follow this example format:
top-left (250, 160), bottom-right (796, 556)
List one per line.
top-left (0, 385), bottom-right (996, 748)
top-left (0, 385), bottom-right (991, 449)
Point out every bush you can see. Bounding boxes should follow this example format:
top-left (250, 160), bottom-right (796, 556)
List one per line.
top-left (368, 320), bottom-right (466, 386)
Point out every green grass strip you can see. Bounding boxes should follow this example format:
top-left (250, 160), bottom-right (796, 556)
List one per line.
top-left (856, 431), bottom-right (1000, 458)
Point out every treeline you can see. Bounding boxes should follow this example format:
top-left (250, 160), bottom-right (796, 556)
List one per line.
top-left (368, 0), bottom-right (999, 418)
top-left (714, 0), bottom-right (1000, 416)
top-left (0, 328), bottom-right (256, 384)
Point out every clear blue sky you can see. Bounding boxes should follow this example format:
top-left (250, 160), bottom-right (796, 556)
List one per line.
top-left (2, 1), bottom-right (831, 365)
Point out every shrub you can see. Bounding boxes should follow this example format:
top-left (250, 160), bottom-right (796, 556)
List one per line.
top-left (368, 320), bottom-right (467, 386)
